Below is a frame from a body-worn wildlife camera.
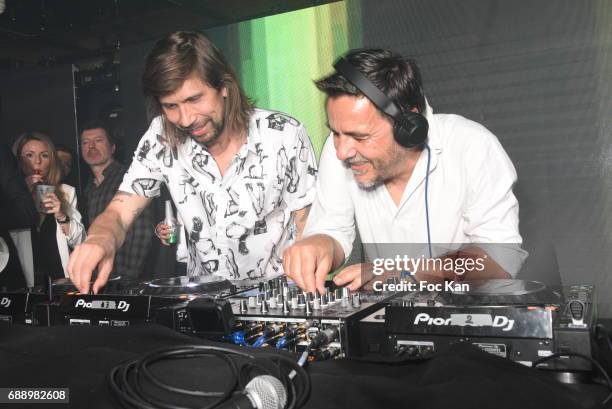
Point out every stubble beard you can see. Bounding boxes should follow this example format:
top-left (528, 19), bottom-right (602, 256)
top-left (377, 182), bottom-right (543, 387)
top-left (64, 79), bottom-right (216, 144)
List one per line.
top-left (178, 118), bottom-right (226, 148)
top-left (343, 147), bottom-right (404, 191)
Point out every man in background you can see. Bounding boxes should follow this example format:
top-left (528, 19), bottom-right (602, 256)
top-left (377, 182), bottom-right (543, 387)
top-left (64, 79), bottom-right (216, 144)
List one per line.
top-left (80, 121), bottom-right (155, 279)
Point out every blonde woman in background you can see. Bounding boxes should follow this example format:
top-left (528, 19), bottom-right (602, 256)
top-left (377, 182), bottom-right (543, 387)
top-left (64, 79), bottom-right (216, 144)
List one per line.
top-left (13, 132), bottom-right (85, 285)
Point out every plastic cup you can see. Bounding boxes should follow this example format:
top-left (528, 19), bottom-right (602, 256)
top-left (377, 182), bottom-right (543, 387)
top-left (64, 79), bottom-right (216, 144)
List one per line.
top-left (35, 184), bottom-right (55, 213)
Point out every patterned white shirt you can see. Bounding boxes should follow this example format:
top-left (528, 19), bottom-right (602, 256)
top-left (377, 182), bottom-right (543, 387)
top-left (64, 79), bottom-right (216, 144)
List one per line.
top-left (120, 109), bottom-right (317, 280)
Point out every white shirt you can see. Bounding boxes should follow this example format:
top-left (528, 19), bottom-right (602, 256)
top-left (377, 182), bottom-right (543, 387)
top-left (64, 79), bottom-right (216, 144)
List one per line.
top-left (120, 109), bottom-right (317, 279)
top-left (56, 184), bottom-right (86, 276)
top-left (303, 105), bottom-right (527, 277)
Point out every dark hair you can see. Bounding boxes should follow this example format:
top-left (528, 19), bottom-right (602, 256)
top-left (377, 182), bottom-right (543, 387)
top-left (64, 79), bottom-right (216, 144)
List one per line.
top-left (316, 49), bottom-right (425, 115)
top-left (79, 120), bottom-right (116, 145)
top-left (55, 144), bottom-right (75, 158)
top-left (142, 31), bottom-right (253, 148)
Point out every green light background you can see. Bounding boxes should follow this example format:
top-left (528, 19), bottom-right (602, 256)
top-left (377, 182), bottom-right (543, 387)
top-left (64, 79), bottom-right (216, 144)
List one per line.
top-left (235, 1), bottom-right (362, 158)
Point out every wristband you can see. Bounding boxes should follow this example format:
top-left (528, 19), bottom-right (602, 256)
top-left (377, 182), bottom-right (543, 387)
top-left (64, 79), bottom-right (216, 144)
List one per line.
top-left (56, 215), bottom-right (70, 224)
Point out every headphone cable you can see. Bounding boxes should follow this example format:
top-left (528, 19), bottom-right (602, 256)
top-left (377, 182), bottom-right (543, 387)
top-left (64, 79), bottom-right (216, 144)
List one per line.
top-left (424, 143), bottom-right (433, 258)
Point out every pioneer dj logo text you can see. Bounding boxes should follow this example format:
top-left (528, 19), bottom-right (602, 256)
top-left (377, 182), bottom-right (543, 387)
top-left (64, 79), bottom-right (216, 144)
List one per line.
top-left (74, 299), bottom-right (130, 312)
top-left (0, 297), bottom-right (11, 308)
top-left (414, 312), bottom-right (515, 331)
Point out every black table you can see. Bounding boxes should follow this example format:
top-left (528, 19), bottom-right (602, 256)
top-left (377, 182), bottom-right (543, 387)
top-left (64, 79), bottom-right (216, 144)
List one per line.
top-left (0, 324), bottom-right (606, 409)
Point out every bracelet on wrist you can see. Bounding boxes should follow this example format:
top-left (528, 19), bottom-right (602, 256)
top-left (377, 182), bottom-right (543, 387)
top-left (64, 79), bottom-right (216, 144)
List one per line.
top-left (56, 214), bottom-right (70, 224)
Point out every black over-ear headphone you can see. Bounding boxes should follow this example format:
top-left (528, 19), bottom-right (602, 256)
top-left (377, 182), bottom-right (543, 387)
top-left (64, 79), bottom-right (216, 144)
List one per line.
top-left (333, 57), bottom-right (429, 148)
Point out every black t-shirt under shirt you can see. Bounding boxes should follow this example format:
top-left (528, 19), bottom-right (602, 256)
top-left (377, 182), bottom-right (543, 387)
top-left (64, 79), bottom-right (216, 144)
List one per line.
top-left (32, 214), bottom-right (64, 285)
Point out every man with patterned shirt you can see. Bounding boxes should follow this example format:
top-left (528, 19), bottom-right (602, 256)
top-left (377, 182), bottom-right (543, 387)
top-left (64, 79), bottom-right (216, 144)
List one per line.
top-left (67, 31), bottom-right (316, 294)
top-left (80, 121), bottom-right (155, 279)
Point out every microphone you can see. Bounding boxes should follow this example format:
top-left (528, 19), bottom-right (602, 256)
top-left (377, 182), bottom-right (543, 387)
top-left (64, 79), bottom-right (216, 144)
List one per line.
top-left (217, 375), bottom-right (287, 409)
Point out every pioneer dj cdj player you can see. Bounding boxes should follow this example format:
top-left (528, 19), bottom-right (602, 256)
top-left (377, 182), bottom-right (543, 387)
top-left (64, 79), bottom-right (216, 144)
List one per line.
top-left (359, 279), bottom-right (596, 374)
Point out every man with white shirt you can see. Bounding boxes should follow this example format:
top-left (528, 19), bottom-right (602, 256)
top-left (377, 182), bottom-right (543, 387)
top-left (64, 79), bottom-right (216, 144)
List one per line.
top-left (283, 49), bottom-right (526, 294)
top-left (67, 31), bottom-right (316, 294)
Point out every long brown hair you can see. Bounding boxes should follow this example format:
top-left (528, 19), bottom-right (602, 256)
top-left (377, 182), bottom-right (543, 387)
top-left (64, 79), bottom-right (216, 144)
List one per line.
top-left (142, 31), bottom-right (253, 149)
top-left (13, 131), bottom-right (68, 213)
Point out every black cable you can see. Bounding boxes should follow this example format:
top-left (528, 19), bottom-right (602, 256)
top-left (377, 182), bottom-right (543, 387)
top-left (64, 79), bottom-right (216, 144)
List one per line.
top-left (277, 353), bottom-right (310, 409)
top-left (287, 381), bottom-right (297, 409)
top-left (533, 352), bottom-right (612, 405)
top-left (259, 352), bottom-right (310, 409)
top-left (133, 351), bottom-right (238, 409)
top-left (109, 362), bottom-right (157, 409)
top-left (140, 350), bottom-right (238, 397)
top-left (109, 345), bottom-right (311, 409)
top-left (110, 351), bottom-right (226, 409)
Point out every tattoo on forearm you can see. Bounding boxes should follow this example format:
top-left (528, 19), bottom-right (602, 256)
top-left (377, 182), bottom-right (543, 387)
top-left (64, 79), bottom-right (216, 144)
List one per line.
top-left (111, 191), bottom-right (136, 203)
